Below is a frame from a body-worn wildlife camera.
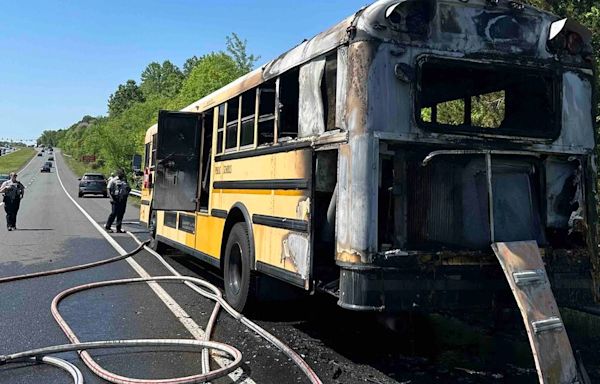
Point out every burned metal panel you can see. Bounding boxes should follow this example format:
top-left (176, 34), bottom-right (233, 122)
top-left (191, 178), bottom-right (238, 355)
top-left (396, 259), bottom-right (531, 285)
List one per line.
top-left (336, 41), bottom-right (380, 264)
top-left (262, 16), bottom-right (353, 80)
top-left (556, 72), bottom-right (595, 151)
top-left (154, 111), bottom-right (201, 212)
top-left (367, 44), bottom-right (412, 135)
top-left (298, 58), bottom-right (326, 138)
top-left (492, 241), bottom-right (579, 384)
top-left (335, 46), bottom-right (349, 131)
top-left (545, 158), bottom-right (579, 229)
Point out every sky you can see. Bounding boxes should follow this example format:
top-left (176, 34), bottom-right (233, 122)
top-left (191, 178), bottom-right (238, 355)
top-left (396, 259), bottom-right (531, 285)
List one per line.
top-left (0, 0), bottom-right (368, 143)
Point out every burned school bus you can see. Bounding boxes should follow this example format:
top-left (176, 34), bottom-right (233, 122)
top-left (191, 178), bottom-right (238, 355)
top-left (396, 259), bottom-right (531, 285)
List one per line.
top-left (141, 0), bottom-right (597, 317)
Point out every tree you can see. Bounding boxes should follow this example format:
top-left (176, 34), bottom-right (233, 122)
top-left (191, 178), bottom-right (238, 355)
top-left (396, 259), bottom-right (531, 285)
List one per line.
top-left (226, 33), bottom-right (260, 73)
top-left (183, 55), bottom-right (201, 77)
top-left (176, 53), bottom-right (246, 107)
top-left (108, 80), bottom-right (145, 117)
top-left (140, 61), bottom-right (184, 98)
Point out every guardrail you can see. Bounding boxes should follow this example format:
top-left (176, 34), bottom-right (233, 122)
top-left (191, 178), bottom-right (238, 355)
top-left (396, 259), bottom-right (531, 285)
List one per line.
top-left (130, 189), bottom-right (141, 197)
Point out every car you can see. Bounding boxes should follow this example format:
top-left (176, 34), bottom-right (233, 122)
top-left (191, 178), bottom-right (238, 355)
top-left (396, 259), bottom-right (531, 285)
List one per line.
top-left (41, 164), bottom-right (51, 173)
top-left (0, 174), bottom-right (9, 184)
top-left (37, 152), bottom-right (43, 157)
top-left (48, 156), bottom-right (54, 161)
top-left (78, 173), bottom-right (108, 198)
top-left (45, 161), bottom-right (52, 168)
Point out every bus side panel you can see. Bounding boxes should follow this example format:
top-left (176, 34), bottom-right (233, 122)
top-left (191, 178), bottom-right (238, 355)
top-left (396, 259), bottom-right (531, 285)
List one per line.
top-left (195, 214), bottom-right (225, 260)
top-left (213, 148), bottom-right (312, 282)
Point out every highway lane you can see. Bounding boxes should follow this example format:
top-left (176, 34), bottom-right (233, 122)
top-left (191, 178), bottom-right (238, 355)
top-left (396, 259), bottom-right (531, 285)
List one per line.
top-left (0, 151), bottom-right (246, 383)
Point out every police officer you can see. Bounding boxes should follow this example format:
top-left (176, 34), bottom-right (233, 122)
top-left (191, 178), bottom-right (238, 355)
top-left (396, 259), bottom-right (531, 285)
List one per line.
top-left (0, 172), bottom-right (25, 231)
top-left (105, 170), bottom-right (130, 233)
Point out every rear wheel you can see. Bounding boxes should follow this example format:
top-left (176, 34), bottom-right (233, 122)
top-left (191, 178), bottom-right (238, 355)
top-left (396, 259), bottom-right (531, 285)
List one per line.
top-left (78, 192), bottom-right (83, 198)
top-left (149, 210), bottom-right (166, 252)
top-left (224, 223), bottom-right (253, 312)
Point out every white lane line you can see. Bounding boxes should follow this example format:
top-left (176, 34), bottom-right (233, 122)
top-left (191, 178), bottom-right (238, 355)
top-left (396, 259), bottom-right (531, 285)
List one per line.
top-left (127, 232), bottom-right (253, 383)
top-left (54, 154), bottom-right (253, 384)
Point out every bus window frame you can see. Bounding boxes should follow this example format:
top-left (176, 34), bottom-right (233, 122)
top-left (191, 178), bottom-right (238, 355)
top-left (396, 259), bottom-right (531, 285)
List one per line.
top-left (413, 56), bottom-right (562, 141)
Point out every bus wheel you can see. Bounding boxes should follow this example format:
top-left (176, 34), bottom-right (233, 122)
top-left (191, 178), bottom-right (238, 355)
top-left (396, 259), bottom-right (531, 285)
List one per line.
top-left (149, 211), bottom-right (166, 252)
top-left (224, 222), bottom-right (252, 312)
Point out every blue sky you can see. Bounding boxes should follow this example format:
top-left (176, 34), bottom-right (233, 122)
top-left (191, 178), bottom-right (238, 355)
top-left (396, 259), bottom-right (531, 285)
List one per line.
top-left (0, 0), bottom-right (368, 143)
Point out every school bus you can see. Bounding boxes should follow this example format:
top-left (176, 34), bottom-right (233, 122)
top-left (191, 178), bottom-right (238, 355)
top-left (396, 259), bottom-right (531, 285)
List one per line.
top-left (140, 0), bottom-right (597, 317)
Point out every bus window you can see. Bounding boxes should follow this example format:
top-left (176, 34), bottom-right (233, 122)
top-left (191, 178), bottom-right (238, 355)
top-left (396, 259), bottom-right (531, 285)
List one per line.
top-left (258, 80), bottom-right (276, 146)
top-left (225, 98), bottom-right (239, 150)
top-left (240, 89), bottom-right (255, 147)
top-left (278, 68), bottom-right (299, 141)
top-left (199, 110), bottom-right (213, 210)
top-left (216, 104), bottom-right (225, 154)
top-left (144, 142), bottom-right (150, 168)
top-left (322, 53), bottom-right (337, 131)
top-left (151, 134), bottom-right (157, 166)
top-left (417, 59), bottom-right (558, 138)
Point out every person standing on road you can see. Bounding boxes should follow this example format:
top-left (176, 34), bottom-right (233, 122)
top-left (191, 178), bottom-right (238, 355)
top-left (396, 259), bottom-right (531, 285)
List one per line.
top-left (105, 170), bottom-right (130, 233)
top-left (0, 172), bottom-right (25, 231)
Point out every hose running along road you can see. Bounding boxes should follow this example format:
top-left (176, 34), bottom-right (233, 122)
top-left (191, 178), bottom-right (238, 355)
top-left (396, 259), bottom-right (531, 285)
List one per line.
top-left (0, 238), bottom-right (323, 384)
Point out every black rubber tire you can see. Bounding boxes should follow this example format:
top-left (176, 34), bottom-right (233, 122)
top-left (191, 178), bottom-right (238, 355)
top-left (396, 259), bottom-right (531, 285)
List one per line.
top-left (149, 210), bottom-right (166, 252)
top-left (224, 222), bottom-right (253, 312)
top-left (78, 192), bottom-right (83, 198)
top-left (103, 192), bottom-right (108, 198)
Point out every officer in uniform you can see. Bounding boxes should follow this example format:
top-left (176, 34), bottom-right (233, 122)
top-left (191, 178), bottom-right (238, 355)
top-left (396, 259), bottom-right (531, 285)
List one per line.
top-left (105, 170), bottom-right (130, 233)
top-left (0, 172), bottom-right (25, 231)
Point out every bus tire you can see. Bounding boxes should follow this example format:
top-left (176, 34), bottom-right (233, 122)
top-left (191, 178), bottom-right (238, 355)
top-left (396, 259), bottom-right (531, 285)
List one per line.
top-left (149, 210), bottom-right (166, 253)
top-left (224, 222), bottom-right (252, 312)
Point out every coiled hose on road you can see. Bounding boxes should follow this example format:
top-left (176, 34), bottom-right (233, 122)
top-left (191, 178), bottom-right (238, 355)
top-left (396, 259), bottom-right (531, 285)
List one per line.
top-left (0, 238), bottom-right (322, 384)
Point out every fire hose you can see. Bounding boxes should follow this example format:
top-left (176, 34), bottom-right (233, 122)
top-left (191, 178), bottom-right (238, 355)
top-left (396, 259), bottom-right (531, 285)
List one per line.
top-left (0, 238), bottom-right (322, 384)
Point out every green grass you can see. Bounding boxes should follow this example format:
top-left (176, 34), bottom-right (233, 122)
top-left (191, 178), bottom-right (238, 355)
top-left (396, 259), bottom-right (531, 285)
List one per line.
top-left (61, 153), bottom-right (108, 178)
top-left (0, 148), bottom-right (36, 174)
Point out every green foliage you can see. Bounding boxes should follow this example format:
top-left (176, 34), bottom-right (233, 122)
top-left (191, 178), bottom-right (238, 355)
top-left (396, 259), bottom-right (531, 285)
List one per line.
top-left (226, 33), bottom-right (260, 73)
top-left (140, 61), bottom-right (184, 98)
top-left (108, 80), bottom-right (145, 117)
top-left (43, 33), bottom-right (257, 176)
top-left (176, 53), bottom-right (246, 106)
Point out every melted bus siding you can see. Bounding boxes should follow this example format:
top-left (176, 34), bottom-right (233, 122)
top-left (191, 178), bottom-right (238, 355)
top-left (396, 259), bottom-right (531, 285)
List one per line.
top-left (140, 0), bottom-right (597, 319)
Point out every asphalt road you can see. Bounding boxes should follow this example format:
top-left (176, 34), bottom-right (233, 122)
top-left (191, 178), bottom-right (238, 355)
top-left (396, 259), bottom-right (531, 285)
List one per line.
top-left (1, 150), bottom-right (595, 384)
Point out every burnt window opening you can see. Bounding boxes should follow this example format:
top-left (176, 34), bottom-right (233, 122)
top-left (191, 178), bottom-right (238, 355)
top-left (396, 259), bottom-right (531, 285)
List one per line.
top-left (278, 68), bottom-right (299, 141)
top-left (321, 54), bottom-right (338, 131)
top-left (151, 134), bottom-right (157, 167)
top-left (417, 59), bottom-right (559, 138)
top-left (240, 89), bottom-right (256, 147)
top-left (216, 104), bottom-right (225, 154)
top-left (144, 142), bottom-right (151, 168)
top-left (199, 111), bottom-right (213, 211)
top-left (258, 80), bottom-right (276, 146)
top-left (225, 99), bottom-right (239, 150)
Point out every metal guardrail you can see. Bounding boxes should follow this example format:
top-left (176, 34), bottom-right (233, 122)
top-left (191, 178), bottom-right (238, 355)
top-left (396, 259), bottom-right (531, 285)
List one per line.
top-left (130, 189), bottom-right (141, 197)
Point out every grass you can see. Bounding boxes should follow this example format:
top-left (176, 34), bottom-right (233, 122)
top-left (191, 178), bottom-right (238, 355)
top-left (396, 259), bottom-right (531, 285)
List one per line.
top-left (0, 148), bottom-right (36, 174)
top-left (61, 153), bottom-right (108, 178)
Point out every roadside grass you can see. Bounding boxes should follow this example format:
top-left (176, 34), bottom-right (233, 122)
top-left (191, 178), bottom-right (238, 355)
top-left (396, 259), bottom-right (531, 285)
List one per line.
top-left (62, 153), bottom-right (106, 178)
top-left (0, 148), bottom-right (36, 174)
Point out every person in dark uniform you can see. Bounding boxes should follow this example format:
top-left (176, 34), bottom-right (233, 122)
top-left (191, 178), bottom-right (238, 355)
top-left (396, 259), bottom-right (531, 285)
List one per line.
top-left (0, 172), bottom-right (25, 231)
top-left (105, 170), bottom-right (130, 233)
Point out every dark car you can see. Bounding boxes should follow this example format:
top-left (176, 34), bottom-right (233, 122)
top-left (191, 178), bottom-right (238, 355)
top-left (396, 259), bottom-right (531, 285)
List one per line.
top-left (0, 174), bottom-right (9, 183)
top-left (41, 164), bottom-right (51, 173)
top-left (48, 156), bottom-right (54, 161)
top-left (37, 152), bottom-right (42, 157)
top-left (45, 161), bottom-right (52, 168)
top-left (78, 173), bottom-right (108, 198)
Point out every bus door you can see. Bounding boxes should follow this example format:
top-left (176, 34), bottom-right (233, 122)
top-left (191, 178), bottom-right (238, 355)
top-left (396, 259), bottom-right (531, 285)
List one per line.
top-left (154, 110), bottom-right (202, 212)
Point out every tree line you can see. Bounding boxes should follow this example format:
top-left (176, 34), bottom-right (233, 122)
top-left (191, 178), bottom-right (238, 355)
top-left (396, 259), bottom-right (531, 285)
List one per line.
top-left (37, 33), bottom-right (258, 172)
